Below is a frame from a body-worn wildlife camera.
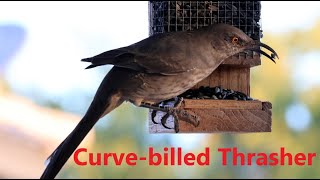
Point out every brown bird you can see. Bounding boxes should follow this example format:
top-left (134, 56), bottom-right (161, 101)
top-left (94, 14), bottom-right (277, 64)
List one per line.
top-left (40, 23), bottom-right (278, 179)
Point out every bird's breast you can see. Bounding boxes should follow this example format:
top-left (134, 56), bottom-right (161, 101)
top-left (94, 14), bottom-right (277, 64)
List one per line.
top-left (126, 67), bottom-right (214, 104)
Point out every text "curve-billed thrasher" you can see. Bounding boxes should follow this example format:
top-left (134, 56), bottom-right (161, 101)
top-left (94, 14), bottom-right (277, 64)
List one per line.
top-left (40, 23), bottom-right (278, 179)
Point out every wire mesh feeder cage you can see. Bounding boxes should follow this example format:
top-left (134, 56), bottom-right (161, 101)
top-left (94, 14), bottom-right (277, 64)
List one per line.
top-left (149, 1), bottom-right (262, 58)
top-left (148, 1), bottom-right (272, 133)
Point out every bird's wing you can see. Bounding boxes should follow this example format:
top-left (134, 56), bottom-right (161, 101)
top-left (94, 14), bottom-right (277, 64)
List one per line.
top-left (82, 32), bottom-right (198, 75)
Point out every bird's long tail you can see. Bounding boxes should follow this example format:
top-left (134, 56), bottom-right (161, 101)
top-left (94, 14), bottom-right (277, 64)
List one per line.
top-left (40, 76), bottom-right (124, 179)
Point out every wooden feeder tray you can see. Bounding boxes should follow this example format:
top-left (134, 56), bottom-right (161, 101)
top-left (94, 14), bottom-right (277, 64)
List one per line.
top-left (149, 98), bottom-right (272, 133)
top-left (176, 99), bottom-right (271, 133)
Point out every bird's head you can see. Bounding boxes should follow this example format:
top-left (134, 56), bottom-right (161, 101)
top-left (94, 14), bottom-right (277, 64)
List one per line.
top-left (207, 23), bottom-right (279, 63)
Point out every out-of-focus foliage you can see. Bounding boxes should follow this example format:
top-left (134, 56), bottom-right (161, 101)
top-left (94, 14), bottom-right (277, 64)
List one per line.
top-left (53, 20), bottom-right (320, 179)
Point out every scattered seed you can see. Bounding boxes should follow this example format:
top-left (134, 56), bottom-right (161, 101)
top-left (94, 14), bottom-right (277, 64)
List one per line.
top-left (178, 85), bottom-right (253, 101)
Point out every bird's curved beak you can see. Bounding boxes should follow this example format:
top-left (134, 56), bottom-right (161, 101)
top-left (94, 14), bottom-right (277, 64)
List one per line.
top-left (244, 41), bottom-right (279, 63)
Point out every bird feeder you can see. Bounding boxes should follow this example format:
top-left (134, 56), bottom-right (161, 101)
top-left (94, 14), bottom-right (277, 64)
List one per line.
top-left (148, 1), bottom-right (272, 133)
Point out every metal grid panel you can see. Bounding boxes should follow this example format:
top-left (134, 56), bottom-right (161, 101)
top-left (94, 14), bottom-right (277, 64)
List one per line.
top-left (149, 1), bottom-right (262, 58)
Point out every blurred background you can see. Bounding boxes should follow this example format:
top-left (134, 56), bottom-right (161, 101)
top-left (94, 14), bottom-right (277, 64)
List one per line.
top-left (0, 1), bottom-right (319, 178)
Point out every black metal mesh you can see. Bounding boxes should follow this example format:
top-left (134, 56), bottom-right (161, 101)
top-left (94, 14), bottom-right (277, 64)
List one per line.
top-left (149, 1), bottom-right (262, 58)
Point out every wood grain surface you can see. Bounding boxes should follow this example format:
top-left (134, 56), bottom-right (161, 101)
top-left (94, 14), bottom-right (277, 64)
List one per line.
top-left (149, 100), bottom-right (272, 133)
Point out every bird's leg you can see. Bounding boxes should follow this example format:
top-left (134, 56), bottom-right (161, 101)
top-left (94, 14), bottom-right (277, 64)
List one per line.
top-left (150, 102), bottom-right (161, 124)
top-left (143, 97), bottom-right (183, 127)
top-left (159, 113), bottom-right (171, 129)
top-left (159, 97), bottom-right (182, 130)
top-left (150, 98), bottom-right (176, 125)
top-left (141, 97), bottom-right (200, 133)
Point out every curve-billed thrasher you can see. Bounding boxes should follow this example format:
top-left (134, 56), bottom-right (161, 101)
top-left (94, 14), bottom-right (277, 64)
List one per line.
top-left (40, 23), bottom-right (278, 179)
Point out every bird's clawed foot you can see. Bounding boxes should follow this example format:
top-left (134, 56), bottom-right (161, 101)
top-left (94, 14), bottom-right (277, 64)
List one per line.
top-left (142, 97), bottom-right (200, 133)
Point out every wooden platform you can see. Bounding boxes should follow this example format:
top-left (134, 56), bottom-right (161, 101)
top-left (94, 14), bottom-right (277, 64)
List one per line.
top-left (149, 99), bottom-right (272, 133)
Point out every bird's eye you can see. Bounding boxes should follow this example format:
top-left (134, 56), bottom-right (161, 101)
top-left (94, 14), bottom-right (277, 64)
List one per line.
top-left (232, 37), bottom-right (239, 44)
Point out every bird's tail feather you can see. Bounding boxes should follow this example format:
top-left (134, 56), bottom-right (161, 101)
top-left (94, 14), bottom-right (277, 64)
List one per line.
top-left (81, 48), bottom-right (128, 69)
top-left (40, 85), bottom-right (123, 179)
